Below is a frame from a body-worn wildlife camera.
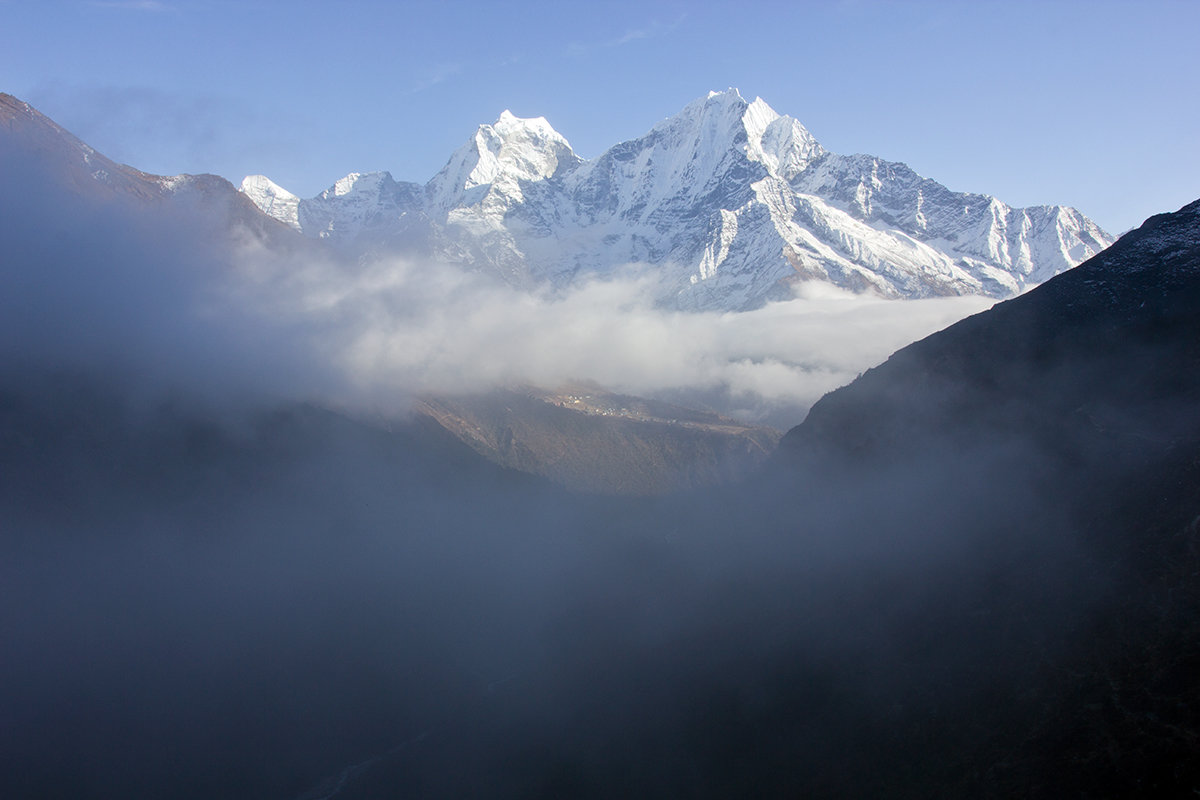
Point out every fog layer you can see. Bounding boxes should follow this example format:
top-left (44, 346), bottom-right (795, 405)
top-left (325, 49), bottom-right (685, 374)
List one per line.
top-left (248, 252), bottom-right (993, 422)
top-left (4, 136), bottom-right (1195, 797)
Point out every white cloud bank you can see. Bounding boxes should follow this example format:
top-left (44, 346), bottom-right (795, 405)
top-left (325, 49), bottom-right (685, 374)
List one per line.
top-left (232, 249), bottom-right (994, 427)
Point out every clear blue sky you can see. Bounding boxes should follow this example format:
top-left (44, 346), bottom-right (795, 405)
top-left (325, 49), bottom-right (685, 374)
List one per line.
top-left (2, 0), bottom-right (1196, 234)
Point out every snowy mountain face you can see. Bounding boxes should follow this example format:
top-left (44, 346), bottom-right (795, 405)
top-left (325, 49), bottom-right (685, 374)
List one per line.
top-left (242, 90), bottom-right (1113, 310)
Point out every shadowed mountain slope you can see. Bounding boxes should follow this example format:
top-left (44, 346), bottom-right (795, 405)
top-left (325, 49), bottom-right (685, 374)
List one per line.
top-left (416, 385), bottom-right (779, 494)
top-left (783, 198), bottom-right (1200, 464)
top-left (770, 198), bottom-right (1200, 796)
top-left (1, 92), bottom-right (314, 255)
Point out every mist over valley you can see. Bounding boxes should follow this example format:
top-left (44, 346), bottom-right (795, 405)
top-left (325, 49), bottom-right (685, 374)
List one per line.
top-left (2, 89), bottom-right (1199, 798)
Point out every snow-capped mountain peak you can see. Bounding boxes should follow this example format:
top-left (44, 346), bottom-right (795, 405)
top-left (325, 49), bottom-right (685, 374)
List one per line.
top-left (241, 174), bottom-right (301, 230)
top-left (426, 109), bottom-right (581, 212)
top-left (647, 88), bottom-right (755, 157)
top-left (326, 171), bottom-right (391, 198)
top-left (629, 89), bottom-right (825, 193)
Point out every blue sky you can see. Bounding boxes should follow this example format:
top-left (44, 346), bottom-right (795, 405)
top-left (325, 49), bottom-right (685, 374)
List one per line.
top-left (2, 0), bottom-right (1196, 233)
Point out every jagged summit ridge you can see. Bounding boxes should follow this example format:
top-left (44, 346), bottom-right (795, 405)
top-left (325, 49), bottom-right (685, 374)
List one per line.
top-left (241, 90), bottom-right (1114, 309)
top-left (646, 89), bottom-right (824, 179)
top-left (426, 109), bottom-right (581, 214)
top-left (241, 174), bottom-right (301, 229)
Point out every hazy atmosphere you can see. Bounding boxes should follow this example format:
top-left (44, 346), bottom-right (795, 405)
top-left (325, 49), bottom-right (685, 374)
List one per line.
top-left (3, 2), bottom-right (1199, 798)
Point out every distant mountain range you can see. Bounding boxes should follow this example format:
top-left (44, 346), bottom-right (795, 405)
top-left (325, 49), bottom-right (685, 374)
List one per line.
top-left (1, 88), bottom-right (1115, 313)
top-left (243, 89), bottom-right (1114, 310)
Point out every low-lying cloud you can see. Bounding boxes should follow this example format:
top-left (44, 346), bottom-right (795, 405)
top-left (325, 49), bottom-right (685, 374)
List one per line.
top-left (233, 247), bottom-right (994, 425)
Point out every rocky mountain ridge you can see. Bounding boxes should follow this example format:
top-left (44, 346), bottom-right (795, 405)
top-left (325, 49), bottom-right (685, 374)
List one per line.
top-left (1, 92), bottom-right (303, 253)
